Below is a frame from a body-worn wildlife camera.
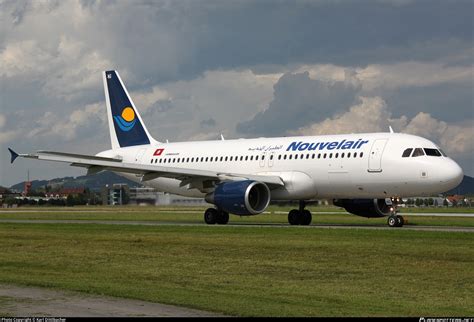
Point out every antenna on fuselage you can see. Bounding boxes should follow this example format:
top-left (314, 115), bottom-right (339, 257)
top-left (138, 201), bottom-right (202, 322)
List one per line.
top-left (389, 126), bottom-right (394, 133)
top-left (220, 134), bottom-right (225, 141)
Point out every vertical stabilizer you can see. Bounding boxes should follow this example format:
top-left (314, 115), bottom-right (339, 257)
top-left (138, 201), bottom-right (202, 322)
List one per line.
top-left (103, 70), bottom-right (156, 149)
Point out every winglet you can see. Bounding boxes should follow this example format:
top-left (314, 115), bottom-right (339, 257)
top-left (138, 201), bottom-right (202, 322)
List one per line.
top-left (8, 148), bottom-right (19, 164)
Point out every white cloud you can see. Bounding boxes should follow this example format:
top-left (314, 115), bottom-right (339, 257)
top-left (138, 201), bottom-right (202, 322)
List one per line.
top-left (356, 62), bottom-right (472, 91)
top-left (291, 96), bottom-right (473, 157)
top-left (403, 113), bottom-right (473, 155)
top-left (26, 102), bottom-right (106, 141)
top-left (144, 69), bottom-right (277, 141)
top-left (292, 62), bottom-right (471, 93)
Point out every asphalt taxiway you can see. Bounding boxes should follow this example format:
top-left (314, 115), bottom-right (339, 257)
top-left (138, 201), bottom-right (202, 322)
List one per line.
top-left (0, 218), bottom-right (472, 233)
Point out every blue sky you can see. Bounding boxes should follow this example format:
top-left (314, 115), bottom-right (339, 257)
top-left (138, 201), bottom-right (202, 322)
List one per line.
top-left (0, 0), bottom-right (472, 186)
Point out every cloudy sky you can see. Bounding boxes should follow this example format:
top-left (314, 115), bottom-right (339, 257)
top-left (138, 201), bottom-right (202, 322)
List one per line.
top-left (0, 0), bottom-right (473, 186)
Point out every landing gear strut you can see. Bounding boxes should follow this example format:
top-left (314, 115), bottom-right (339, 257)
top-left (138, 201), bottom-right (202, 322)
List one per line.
top-left (204, 208), bottom-right (229, 225)
top-left (288, 200), bottom-right (312, 226)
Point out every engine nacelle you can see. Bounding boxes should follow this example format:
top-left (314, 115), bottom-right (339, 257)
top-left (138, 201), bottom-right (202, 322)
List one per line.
top-left (205, 180), bottom-right (271, 216)
top-left (333, 198), bottom-right (394, 218)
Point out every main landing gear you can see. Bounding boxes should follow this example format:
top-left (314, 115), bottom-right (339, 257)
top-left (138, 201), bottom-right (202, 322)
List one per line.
top-left (288, 200), bottom-right (312, 226)
top-left (204, 208), bottom-right (229, 225)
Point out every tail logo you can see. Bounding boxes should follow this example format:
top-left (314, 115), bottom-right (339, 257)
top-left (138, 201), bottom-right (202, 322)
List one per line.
top-left (114, 107), bottom-right (136, 132)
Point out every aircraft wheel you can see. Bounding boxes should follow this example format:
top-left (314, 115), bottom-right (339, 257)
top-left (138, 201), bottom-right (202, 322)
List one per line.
top-left (301, 209), bottom-right (312, 226)
top-left (387, 215), bottom-right (398, 228)
top-left (288, 209), bottom-right (300, 225)
top-left (204, 208), bottom-right (218, 225)
top-left (396, 215), bottom-right (404, 227)
top-left (217, 211), bottom-right (229, 225)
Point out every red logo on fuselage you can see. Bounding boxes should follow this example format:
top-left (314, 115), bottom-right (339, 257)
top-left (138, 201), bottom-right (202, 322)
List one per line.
top-left (153, 148), bottom-right (164, 156)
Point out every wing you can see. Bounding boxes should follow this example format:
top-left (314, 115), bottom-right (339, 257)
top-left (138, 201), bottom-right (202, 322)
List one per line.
top-left (8, 149), bottom-right (284, 190)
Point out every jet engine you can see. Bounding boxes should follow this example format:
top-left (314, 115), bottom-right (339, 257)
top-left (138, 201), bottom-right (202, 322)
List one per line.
top-left (333, 198), bottom-right (395, 218)
top-left (205, 180), bottom-right (271, 215)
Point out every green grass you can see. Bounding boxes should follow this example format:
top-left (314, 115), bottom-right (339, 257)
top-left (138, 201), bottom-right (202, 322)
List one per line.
top-left (0, 205), bottom-right (473, 227)
top-left (0, 223), bottom-right (473, 316)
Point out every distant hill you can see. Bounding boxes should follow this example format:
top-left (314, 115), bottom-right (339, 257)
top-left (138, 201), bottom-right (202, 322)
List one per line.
top-left (446, 175), bottom-right (474, 196)
top-left (9, 171), bottom-right (143, 192)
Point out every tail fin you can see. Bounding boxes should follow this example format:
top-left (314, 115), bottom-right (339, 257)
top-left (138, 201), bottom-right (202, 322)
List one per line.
top-left (103, 70), bottom-right (156, 149)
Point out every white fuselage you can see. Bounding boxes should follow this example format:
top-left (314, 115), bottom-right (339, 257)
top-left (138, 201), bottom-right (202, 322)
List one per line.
top-left (97, 132), bottom-right (463, 200)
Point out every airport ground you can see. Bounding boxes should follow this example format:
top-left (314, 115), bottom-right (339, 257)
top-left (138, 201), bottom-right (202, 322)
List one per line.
top-left (0, 205), bottom-right (473, 317)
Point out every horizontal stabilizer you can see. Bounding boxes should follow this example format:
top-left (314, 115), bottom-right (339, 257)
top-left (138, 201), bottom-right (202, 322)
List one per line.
top-left (8, 148), bottom-right (19, 164)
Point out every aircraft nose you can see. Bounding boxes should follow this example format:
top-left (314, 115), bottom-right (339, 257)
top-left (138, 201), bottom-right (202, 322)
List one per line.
top-left (440, 159), bottom-right (464, 190)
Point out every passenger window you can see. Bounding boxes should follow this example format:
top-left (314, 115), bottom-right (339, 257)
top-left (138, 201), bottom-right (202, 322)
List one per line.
top-left (412, 148), bottom-right (424, 157)
top-left (284, 155), bottom-right (287, 160)
top-left (289, 155), bottom-right (292, 160)
top-left (245, 156), bottom-right (248, 161)
top-left (278, 155), bottom-right (281, 160)
top-left (402, 148), bottom-right (413, 158)
top-left (324, 153), bottom-right (327, 159)
top-left (312, 154), bottom-right (315, 159)
top-left (360, 152), bottom-right (363, 158)
top-left (270, 155), bottom-right (273, 160)
top-left (318, 154), bottom-right (321, 159)
top-left (335, 153), bottom-right (339, 158)
top-left (424, 148), bottom-right (442, 157)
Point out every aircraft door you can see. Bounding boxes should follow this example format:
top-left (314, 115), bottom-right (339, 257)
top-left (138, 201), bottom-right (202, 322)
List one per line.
top-left (135, 148), bottom-right (147, 163)
top-left (368, 139), bottom-right (388, 172)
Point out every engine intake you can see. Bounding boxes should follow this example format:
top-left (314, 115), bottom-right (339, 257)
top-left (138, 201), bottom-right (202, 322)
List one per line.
top-left (205, 180), bottom-right (271, 216)
top-left (333, 198), bottom-right (394, 218)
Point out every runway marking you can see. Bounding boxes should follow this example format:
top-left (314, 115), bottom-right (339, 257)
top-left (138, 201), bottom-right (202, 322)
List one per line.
top-left (0, 219), bottom-right (472, 233)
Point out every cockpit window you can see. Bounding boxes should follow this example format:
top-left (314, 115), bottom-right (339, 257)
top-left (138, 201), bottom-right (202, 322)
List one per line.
top-left (424, 148), bottom-right (442, 157)
top-left (402, 148), bottom-right (413, 158)
top-left (439, 149), bottom-right (447, 157)
top-left (412, 148), bottom-right (425, 157)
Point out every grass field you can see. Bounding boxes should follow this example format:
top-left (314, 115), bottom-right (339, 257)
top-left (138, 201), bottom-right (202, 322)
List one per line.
top-left (0, 209), bottom-right (473, 316)
top-left (1, 205), bottom-right (473, 227)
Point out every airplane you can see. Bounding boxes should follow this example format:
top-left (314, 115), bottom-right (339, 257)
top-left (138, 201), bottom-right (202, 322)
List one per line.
top-left (8, 70), bottom-right (464, 227)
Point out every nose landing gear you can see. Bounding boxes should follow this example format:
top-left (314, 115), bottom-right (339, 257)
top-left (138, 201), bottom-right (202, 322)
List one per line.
top-left (387, 214), bottom-right (405, 227)
top-left (386, 198), bottom-right (404, 227)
